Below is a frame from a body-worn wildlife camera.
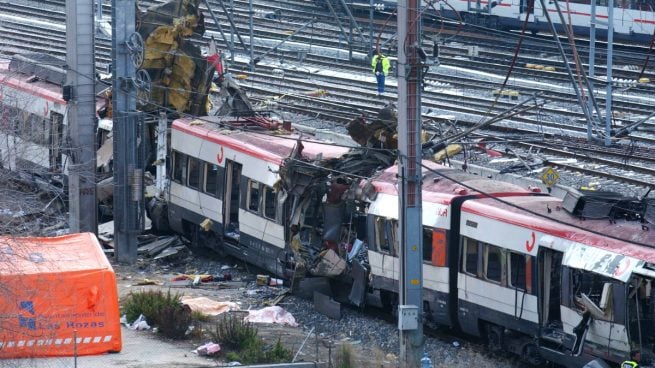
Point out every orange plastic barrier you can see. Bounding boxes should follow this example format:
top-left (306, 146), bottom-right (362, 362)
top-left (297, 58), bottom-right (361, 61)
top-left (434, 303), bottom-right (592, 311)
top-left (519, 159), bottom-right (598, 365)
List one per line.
top-left (0, 232), bottom-right (122, 358)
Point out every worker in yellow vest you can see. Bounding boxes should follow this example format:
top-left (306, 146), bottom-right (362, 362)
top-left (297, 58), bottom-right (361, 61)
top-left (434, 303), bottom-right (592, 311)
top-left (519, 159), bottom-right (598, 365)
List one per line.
top-left (371, 50), bottom-right (390, 96)
top-left (622, 350), bottom-right (641, 368)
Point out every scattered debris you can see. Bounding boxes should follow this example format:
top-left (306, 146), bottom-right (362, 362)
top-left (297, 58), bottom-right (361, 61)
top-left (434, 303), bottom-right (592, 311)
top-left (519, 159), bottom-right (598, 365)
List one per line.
top-left (138, 235), bottom-right (180, 257)
top-left (135, 278), bottom-right (162, 286)
top-left (153, 244), bottom-right (189, 260)
top-left (194, 342), bottom-right (221, 356)
top-left (180, 296), bottom-right (240, 316)
top-left (244, 306), bottom-right (299, 327)
top-left (122, 314), bottom-right (151, 330)
top-left (257, 274), bottom-right (270, 286)
top-left (264, 291), bottom-right (289, 307)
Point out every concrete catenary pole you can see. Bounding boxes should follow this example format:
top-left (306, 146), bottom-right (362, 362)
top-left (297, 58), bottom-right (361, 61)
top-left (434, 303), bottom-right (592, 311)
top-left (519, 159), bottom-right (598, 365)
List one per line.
top-left (397, 0), bottom-right (424, 366)
top-left (66, 0), bottom-right (98, 233)
top-left (112, 0), bottom-right (140, 262)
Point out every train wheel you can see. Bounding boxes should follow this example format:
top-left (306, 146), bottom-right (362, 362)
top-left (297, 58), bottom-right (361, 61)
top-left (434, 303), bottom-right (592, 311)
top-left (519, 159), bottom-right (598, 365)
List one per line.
top-left (485, 324), bottom-right (505, 353)
top-left (522, 343), bottom-right (545, 366)
top-left (380, 290), bottom-right (399, 317)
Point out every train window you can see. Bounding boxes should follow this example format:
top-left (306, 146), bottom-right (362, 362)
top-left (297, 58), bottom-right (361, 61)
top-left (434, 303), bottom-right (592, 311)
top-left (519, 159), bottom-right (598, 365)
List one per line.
top-left (463, 238), bottom-right (479, 275)
top-left (248, 180), bottom-right (260, 212)
top-left (422, 227), bottom-right (433, 261)
top-left (485, 245), bottom-right (503, 284)
top-left (431, 229), bottom-right (447, 267)
top-left (204, 163), bottom-right (219, 197)
top-left (187, 157), bottom-right (201, 190)
top-left (264, 186), bottom-right (276, 220)
top-left (21, 113), bottom-right (47, 145)
top-left (509, 252), bottom-right (527, 291)
top-left (374, 217), bottom-right (397, 255)
top-left (172, 151), bottom-right (187, 184)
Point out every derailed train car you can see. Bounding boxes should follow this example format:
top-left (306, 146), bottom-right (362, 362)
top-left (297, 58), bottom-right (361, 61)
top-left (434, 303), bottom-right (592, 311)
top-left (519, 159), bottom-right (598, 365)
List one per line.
top-left (149, 115), bottom-right (655, 367)
top-left (364, 164), bottom-right (655, 367)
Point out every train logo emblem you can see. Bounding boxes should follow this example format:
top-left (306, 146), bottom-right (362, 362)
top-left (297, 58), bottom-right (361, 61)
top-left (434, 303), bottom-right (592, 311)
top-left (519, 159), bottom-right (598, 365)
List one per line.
top-left (525, 232), bottom-right (536, 252)
top-left (614, 258), bottom-right (630, 277)
top-left (216, 146), bottom-right (224, 164)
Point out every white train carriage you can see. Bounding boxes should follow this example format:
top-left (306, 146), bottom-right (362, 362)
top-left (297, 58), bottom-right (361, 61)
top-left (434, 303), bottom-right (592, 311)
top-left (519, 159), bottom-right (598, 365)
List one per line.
top-left (167, 117), bottom-right (350, 274)
top-left (486, 0), bottom-right (655, 42)
top-left (333, 0), bottom-right (655, 42)
top-left (365, 161), bottom-right (540, 328)
top-left (0, 59), bottom-right (67, 178)
top-left (0, 56), bottom-right (111, 190)
top-left (460, 195), bottom-right (655, 366)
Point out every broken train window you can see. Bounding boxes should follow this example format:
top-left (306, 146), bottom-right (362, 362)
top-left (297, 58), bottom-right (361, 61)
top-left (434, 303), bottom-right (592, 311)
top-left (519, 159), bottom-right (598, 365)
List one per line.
top-left (263, 186), bottom-right (276, 221)
top-left (248, 180), bottom-right (261, 212)
top-left (172, 151), bottom-right (187, 184)
top-left (204, 163), bottom-right (220, 197)
top-left (374, 216), bottom-right (397, 255)
top-left (568, 268), bottom-right (622, 322)
top-left (187, 157), bottom-right (201, 190)
top-left (627, 277), bottom-right (654, 347)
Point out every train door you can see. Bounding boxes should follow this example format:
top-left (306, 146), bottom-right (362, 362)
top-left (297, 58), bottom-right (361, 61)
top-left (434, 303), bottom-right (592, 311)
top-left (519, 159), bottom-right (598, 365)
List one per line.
top-left (538, 247), bottom-right (564, 343)
top-left (223, 160), bottom-right (242, 242)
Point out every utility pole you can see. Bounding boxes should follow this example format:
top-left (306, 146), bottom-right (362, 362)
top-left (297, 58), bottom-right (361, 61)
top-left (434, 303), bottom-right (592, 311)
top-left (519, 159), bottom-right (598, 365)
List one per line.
top-left (397, 0), bottom-right (424, 366)
top-left (588, 0), bottom-right (597, 142)
top-left (605, 0), bottom-right (614, 146)
top-left (112, 0), bottom-right (141, 262)
top-left (249, 0), bottom-right (254, 71)
top-left (369, 0), bottom-right (374, 52)
top-left (66, 0), bottom-right (98, 233)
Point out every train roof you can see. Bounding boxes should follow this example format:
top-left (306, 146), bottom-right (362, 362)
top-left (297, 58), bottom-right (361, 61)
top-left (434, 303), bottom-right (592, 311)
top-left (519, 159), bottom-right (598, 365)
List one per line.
top-left (463, 195), bottom-right (655, 263)
top-left (370, 161), bottom-right (536, 204)
top-left (0, 60), bottom-right (66, 105)
top-left (172, 117), bottom-right (350, 165)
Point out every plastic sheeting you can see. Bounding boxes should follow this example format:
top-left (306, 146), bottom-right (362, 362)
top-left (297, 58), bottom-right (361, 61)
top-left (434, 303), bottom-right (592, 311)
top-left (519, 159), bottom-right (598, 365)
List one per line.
top-left (244, 306), bottom-right (298, 327)
top-left (180, 296), bottom-right (239, 316)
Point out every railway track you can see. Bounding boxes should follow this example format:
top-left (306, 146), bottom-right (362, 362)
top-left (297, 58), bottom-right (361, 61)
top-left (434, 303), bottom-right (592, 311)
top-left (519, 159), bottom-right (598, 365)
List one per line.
top-left (2, 0), bottom-right (654, 190)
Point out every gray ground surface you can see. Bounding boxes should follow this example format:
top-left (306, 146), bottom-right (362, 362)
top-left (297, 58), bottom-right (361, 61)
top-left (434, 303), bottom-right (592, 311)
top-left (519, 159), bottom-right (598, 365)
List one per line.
top-left (0, 327), bottom-right (216, 368)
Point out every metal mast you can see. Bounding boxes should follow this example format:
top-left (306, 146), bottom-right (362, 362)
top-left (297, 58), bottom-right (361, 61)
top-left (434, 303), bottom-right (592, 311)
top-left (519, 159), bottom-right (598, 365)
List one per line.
top-left (605, 0), bottom-right (614, 146)
top-left (112, 0), bottom-right (140, 262)
top-left (66, 0), bottom-right (98, 233)
top-left (397, 0), bottom-right (424, 366)
top-left (588, 0), bottom-right (597, 141)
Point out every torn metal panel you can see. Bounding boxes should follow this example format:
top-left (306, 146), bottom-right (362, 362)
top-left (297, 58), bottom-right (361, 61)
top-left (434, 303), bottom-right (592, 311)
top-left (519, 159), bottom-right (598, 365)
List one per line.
top-left (137, 0), bottom-right (212, 115)
top-left (313, 291), bottom-right (341, 320)
top-left (348, 260), bottom-right (367, 307)
top-left (97, 136), bottom-right (113, 172)
top-left (311, 249), bottom-right (347, 277)
top-left (562, 242), bottom-right (642, 282)
top-left (322, 204), bottom-right (344, 242)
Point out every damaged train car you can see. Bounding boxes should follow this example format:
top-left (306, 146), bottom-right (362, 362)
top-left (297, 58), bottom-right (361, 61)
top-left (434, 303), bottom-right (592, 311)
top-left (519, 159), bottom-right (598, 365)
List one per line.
top-left (147, 105), bottom-right (655, 367)
top-left (147, 107), bottom-right (655, 367)
top-left (137, 0), bottom-right (214, 116)
top-left (0, 54), bottom-right (113, 194)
